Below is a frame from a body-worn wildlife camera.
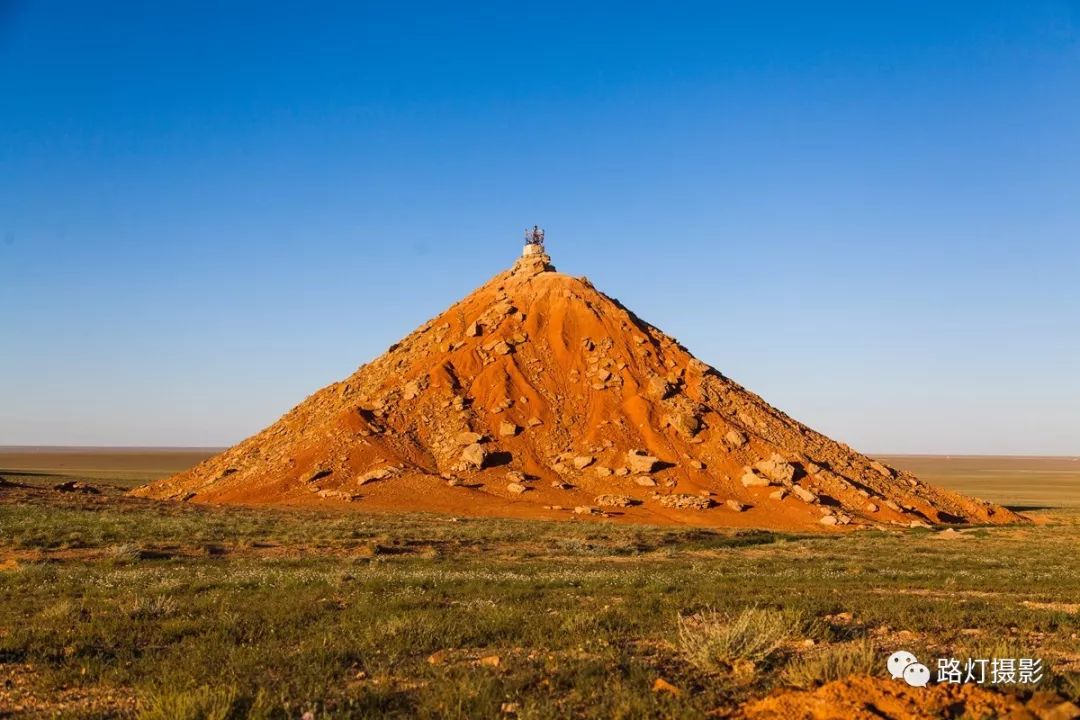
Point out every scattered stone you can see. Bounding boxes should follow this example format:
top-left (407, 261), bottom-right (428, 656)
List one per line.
top-left (507, 483), bottom-right (528, 494)
top-left (526, 416), bottom-right (543, 427)
top-left (551, 481), bottom-right (571, 490)
top-left (479, 655), bottom-right (501, 668)
top-left (614, 467), bottom-right (630, 477)
top-left (594, 466), bottom-right (612, 477)
top-left (865, 502), bottom-right (879, 513)
top-left (446, 478), bottom-right (464, 487)
top-left (574, 505), bottom-right (600, 515)
top-left (499, 421), bottom-right (519, 437)
top-left (317, 489), bottom-right (361, 501)
top-left (648, 376), bottom-right (674, 399)
top-left (820, 514), bottom-right (838, 526)
top-left (726, 499), bottom-right (746, 512)
top-left (492, 340), bottom-right (513, 355)
top-left (634, 476), bottom-right (657, 487)
top-left (688, 459), bottom-right (704, 470)
top-left (659, 494), bottom-right (712, 510)
top-left (357, 467), bottom-right (395, 485)
top-left (792, 485), bottom-right (818, 504)
top-left (465, 322), bottom-right (481, 337)
top-left (885, 499), bottom-right (901, 512)
top-left (457, 431), bottom-right (484, 445)
top-left (769, 489), bottom-right (787, 501)
top-left (595, 494), bottom-right (639, 508)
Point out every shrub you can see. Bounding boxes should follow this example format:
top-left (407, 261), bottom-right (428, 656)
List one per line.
top-left (677, 606), bottom-right (798, 675)
top-left (138, 684), bottom-right (238, 720)
top-left (781, 640), bottom-right (878, 687)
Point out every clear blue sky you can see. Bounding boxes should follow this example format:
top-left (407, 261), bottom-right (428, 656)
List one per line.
top-left (2, 2), bottom-right (1078, 454)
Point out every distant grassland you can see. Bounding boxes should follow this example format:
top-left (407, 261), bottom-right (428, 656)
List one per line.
top-left (879, 454), bottom-right (1080, 509)
top-left (0, 450), bottom-right (1078, 717)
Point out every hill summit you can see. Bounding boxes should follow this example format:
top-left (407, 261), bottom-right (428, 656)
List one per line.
top-left (134, 246), bottom-right (1020, 529)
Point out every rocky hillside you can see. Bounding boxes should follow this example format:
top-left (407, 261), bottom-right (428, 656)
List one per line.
top-left (133, 250), bottom-right (1022, 530)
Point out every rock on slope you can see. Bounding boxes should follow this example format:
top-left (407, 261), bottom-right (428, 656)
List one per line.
top-left (133, 250), bottom-right (1022, 530)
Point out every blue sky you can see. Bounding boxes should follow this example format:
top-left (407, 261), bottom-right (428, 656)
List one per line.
top-left (2, 1), bottom-right (1078, 453)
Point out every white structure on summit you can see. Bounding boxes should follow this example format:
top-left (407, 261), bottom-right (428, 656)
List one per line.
top-left (522, 225), bottom-right (545, 256)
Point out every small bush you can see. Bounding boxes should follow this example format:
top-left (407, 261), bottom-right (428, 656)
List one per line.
top-left (138, 684), bottom-right (238, 720)
top-left (677, 606), bottom-right (798, 675)
top-left (781, 640), bottom-right (877, 687)
top-left (124, 595), bottom-right (178, 620)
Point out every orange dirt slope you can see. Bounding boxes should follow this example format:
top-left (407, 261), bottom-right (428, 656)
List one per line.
top-left (133, 249), bottom-right (1022, 531)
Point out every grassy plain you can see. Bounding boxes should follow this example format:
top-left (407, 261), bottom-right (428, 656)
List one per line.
top-left (0, 450), bottom-right (1078, 718)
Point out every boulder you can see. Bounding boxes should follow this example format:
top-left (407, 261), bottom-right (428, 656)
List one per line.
top-left (499, 421), bottom-right (519, 437)
top-left (740, 470), bottom-right (773, 488)
top-left (457, 431), bottom-right (484, 445)
top-left (753, 454), bottom-right (796, 484)
top-left (724, 429), bottom-right (748, 447)
top-left (665, 412), bottom-right (701, 437)
top-left (573, 505), bottom-right (600, 515)
top-left (594, 466), bottom-right (612, 477)
top-left (726, 499), bottom-right (746, 512)
top-left (768, 489), bottom-right (787, 501)
top-left (507, 483), bottom-right (528, 494)
top-left (819, 514), bottom-right (838, 526)
top-left (461, 443), bottom-right (487, 469)
top-left (402, 379), bottom-right (423, 400)
top-left (572, 455), bottom-right (595, 470)
top-left (869, 460), bottom-right (893, 477)
top-left (626, 449), bottom-right (661, 474)
top-left (792, 485), bottom-right (818, 504)
top-left (634, 476), bottom-right (657, 487)
top-left (465, 322), bottom-right (481, 337)
top-left (648, 375), bottom-right (674, 399)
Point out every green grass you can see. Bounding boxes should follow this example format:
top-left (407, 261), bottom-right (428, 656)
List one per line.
top-left (1, 454), bottom-right (1079, 717)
